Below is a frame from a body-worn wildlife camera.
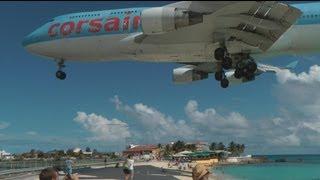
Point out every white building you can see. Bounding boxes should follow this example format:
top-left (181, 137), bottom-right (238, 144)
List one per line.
top-left (0, 150), bottom-right (14, 160)
top-left (83, 151), bottom-right (93, 155)
top-left (226, 155), bottom-right (252, 163)
top-left (73, 148), bottom-right (81, 153)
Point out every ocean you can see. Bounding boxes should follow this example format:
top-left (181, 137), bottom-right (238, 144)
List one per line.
top-left (213, 155), bottom-right (320, 180)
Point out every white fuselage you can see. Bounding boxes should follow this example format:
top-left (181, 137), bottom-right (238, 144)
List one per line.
top-left (25, 23), bottom-right (320, 63)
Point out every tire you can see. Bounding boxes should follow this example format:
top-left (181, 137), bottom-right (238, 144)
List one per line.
top-left (220, 78), bottom-right (229, 88)
top-left (247, 61), bottom-right (257, 73)
top-left (56, 70), bottom-right (66, 80)
top-left (234, 69), bottom-right (242, 79)
top-left (215, 71), bottom-right (224, 81)
top-left (245, 72), bottom-right (255, 81)
top-left (214, 48), bottom-right (226, 61)
top-left (222, 57), bottom-right (232, 70)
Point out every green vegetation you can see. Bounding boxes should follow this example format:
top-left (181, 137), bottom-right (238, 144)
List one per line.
top-left (159, 140), bottom-right (245, 157)
top-left (11, 148), bottom-right (119, 161)
top-left (210, 141), bottom-right (245, 156)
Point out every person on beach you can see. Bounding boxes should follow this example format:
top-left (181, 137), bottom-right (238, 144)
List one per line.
top-left (39, 167), bottom-right (59, 180)
top-left (192, 164), bottom-right (211, 180)
top-left (63, 173), bottom-right (79, 180)
top-left (123, 154), bottom-right (134, 180)
top-left (65, 158), bottom-right (75, 179)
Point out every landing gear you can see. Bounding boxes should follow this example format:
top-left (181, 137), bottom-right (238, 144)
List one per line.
top-left (220, 78), bottom-right (229, 88)
top-left (55, 59), bottom-right (66, 80)
top-left (222, 57), bottom-right (232, 70)
top-left (234, 59), bottom-right (257, 80)
top-left (214, 46), bottom-right (258, 88)
top-left (56, 70), bottom-right (66, 80)
top-left (215, 71), bottom-right (224, 81)
top-left (214, 47), bottom-right (232, 88)
top-left (214, 47), bottom-right (226, 61)
top-left (234, 68), bottom-right (242, 79)
top-left (214, 47), bottom-right (232, 70)
top-left (214, 70), bottom-right (229, 88)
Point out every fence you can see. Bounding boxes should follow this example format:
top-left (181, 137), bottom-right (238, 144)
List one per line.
top-left (0, 158), bottom-right (123, 177)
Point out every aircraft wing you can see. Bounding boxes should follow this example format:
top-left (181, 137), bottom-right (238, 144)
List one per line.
top-left (165, 1), bottom-right (302, 51)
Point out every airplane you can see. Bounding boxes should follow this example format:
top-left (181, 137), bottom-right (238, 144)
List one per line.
top-left (23, 1), bottom-right (317, 88)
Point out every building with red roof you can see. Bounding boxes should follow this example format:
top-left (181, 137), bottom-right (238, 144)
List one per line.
top-left (123, 145), bottom-right (160, 157)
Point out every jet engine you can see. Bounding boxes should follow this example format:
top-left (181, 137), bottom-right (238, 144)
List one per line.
top-left (141, 7), bottom-right (204, 35)
top-left (173, 66), bottom-right (208, 84)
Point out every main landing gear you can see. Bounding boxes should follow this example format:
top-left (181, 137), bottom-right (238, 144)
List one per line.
top-left (234, 58), bottom-right (257, 81)
top-left (214, 47), bottom-right (231, 88)
top-left (55, 59), bottom-right (66, 80)
top-left (214, 47), bottom-right (258, 88)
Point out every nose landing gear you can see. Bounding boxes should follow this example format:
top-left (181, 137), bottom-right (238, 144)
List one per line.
top-left (55, 59), bottom-right (66, 80)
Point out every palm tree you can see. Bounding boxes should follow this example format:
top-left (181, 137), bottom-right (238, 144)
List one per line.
top-left (210, 142), bottom-right (217, 150)
top-left (228, 141), bottom-right (236, 155)
top-left (172, 140), bottom-right (185, 153)
top-left (217, 142), bottom-right (225, 150)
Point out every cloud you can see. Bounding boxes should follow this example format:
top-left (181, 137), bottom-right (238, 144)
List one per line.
top-left (26, 131), bottom-right (38, 136)
top-left (111, 95), bottom-right (320, 152)
top-left (185, 100), bottom-right (250, 138)
top-left (0, 121), bottom-right (9, 129)
top-left (74, 112), bottom-right (130, 142)
top-left (111, 96), bottom-right (255, 143)
top-left (276, 65), bottom-right (320, 84)
top-left (111, 96), bottom-right (199, 142)
top-left (270, 133), bottom-right (301, 146)
top-left (185, 100), bottom-right (249, 128)
top-left (269, 64), bottom-right (320, 151)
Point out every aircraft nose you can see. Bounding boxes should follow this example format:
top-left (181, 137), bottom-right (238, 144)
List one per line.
top-left (22, 32), bottom-right (33, 47)
top-left (22, 25), bottom-right (44, 48)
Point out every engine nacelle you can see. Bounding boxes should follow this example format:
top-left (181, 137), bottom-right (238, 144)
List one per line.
top-left (173, 66), bottom-right (208, 84)
top-left (141, 7), bottom-right (203, 35)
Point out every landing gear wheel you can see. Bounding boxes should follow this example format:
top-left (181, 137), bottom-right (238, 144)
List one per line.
top-left (55, 59), bottom-right (67, 80)
top-left (214, 47), bottom-right (226, 61)
top-left (222, 57), bottom-right (232, 70)
top-left (245, 72), bottom-right (255, 81)
top-left (56, 70), bottom-right (66, 80)
top-left (247, 61), bottom-right (257, 73)
top-left (220, 78), bottom-right (229, 88)
top-left (234, 69), bottom-right (242, 79)
top-left (215, 71), bottom-right (225, 81)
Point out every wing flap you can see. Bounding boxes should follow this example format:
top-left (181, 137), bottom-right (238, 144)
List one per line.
top-left (165, 1), bottom-right (302, 52)
top-left (215, 1), bottom-right (302, 51)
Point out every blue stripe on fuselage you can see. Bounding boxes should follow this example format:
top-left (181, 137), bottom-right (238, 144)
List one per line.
top-left (293, 2), bottom-right (320, 25)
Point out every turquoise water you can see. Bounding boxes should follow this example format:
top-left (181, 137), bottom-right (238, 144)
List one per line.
top-left (213, 155), bottom-right (320, 180)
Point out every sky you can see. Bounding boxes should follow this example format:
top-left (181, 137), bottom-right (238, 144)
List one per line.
top-left (1, 1), bottom-right (320, 154)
